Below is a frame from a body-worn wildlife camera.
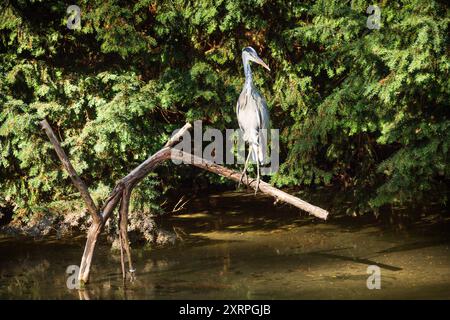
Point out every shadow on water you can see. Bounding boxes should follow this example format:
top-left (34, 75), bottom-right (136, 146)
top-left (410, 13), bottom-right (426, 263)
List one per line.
top-left (375, 239), bottom-right (450, 255)
top-left (160, 191), bottom-right (318, 235)
top-left (306, 250), bottom-right (402, 271)
top-left (1, 190), bottom-right (449, 299)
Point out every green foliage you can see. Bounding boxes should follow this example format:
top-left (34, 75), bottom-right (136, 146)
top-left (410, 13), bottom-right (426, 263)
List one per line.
top-left (273, 0), bottom-right (449, 212)
top-left (0, 0), bottom-right (448, 220)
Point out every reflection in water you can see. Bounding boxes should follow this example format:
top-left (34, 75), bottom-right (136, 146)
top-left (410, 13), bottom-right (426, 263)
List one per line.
top-left (0, 191), bottom-right (449, 299)
top-left (78, 289), bottom-right (90, 300)
top-left (1, 259), bottom-right (51, 299)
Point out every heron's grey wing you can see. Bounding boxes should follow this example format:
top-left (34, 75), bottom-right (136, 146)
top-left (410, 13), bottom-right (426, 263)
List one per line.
top-left (236, 101), bottom-right (242, 131)
top-left (250, 86), bottom-right (270, 130)
top-left (258, 95), bottom-right (270, 130)
top-left (236, 89), bottom-right (248, 132)
top-left (258, 96), bottom-right (270, 164)
top-left (250, 88), bottom-right (270, 164)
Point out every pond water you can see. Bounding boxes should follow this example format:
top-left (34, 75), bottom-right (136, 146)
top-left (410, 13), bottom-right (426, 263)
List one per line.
top-left (1, 191), bottom-right (449, 299)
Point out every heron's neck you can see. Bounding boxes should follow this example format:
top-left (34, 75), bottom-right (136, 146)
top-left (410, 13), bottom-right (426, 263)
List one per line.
top-left (243, 57), bottom-right (253, 90)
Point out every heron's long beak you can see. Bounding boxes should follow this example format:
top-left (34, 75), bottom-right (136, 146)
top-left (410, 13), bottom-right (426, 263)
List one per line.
top-left (255, 57), bottom-right (270, 71)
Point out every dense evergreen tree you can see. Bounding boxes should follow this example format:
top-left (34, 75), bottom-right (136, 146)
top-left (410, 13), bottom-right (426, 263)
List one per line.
top-left (0, 0), bottom-right (448, 222)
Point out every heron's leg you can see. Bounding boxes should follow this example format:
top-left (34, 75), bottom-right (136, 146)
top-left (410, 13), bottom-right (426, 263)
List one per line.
top-left (238, 147), bottom-right (252, 188)
top-left (255, 157), bottom-right (260, 195)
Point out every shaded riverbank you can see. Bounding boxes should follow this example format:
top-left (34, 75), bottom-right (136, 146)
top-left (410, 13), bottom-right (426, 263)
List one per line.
top-left (1, 191), bottom-right (449, 299)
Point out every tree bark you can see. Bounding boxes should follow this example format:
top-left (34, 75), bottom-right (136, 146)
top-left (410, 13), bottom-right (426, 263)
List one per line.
top-left (41, 120), bottom-right (329, 284)
top-left (78, 221), bottom-right (103, 284)
top-left (119, 187), bottom-right (134, 279)
top-left (40, 120), bottom-right (101, 224)
top-left (170, 151), bottom-right (329, 220)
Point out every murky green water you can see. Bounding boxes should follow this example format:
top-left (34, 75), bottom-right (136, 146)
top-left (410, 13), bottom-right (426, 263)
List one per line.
top-left (1, 191), bottom-right (449, 299)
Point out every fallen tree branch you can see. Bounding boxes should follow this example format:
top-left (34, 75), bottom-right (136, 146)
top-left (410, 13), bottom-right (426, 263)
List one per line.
top-left (40, 120), bottom-right (101, 224)
top-left (171, 151), bottom-right (329, 220)
top-left (40, 120), bottom-right (329, 284)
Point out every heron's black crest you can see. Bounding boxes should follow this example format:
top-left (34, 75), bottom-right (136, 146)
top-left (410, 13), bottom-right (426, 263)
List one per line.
top-left (243, 47), bottom-right (257, 56)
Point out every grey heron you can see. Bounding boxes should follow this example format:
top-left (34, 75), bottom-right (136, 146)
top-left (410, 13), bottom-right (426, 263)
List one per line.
top-left (236, 46), bottom-right (270, 194)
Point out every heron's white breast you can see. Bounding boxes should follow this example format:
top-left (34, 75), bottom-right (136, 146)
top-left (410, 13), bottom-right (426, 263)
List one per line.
top-left (237, 97), bottom-right (260, 145)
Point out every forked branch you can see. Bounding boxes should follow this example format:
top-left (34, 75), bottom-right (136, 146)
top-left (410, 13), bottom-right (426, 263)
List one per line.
top-left (40, 120), bottom-right (101, 224)
top-left (40, 120), bottom-right (329, 284)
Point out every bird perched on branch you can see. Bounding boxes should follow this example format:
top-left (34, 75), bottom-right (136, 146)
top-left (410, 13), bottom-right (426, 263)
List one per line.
top-left (236, 46), bottom-right (270, 194)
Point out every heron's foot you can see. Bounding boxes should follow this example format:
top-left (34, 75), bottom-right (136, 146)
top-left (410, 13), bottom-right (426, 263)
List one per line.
top-left (254, 175), bottom-right (260, 195)
top-left (238, 171), bottom-right (247, 189)
top-left (129, 268), bottom-right (136, 282)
